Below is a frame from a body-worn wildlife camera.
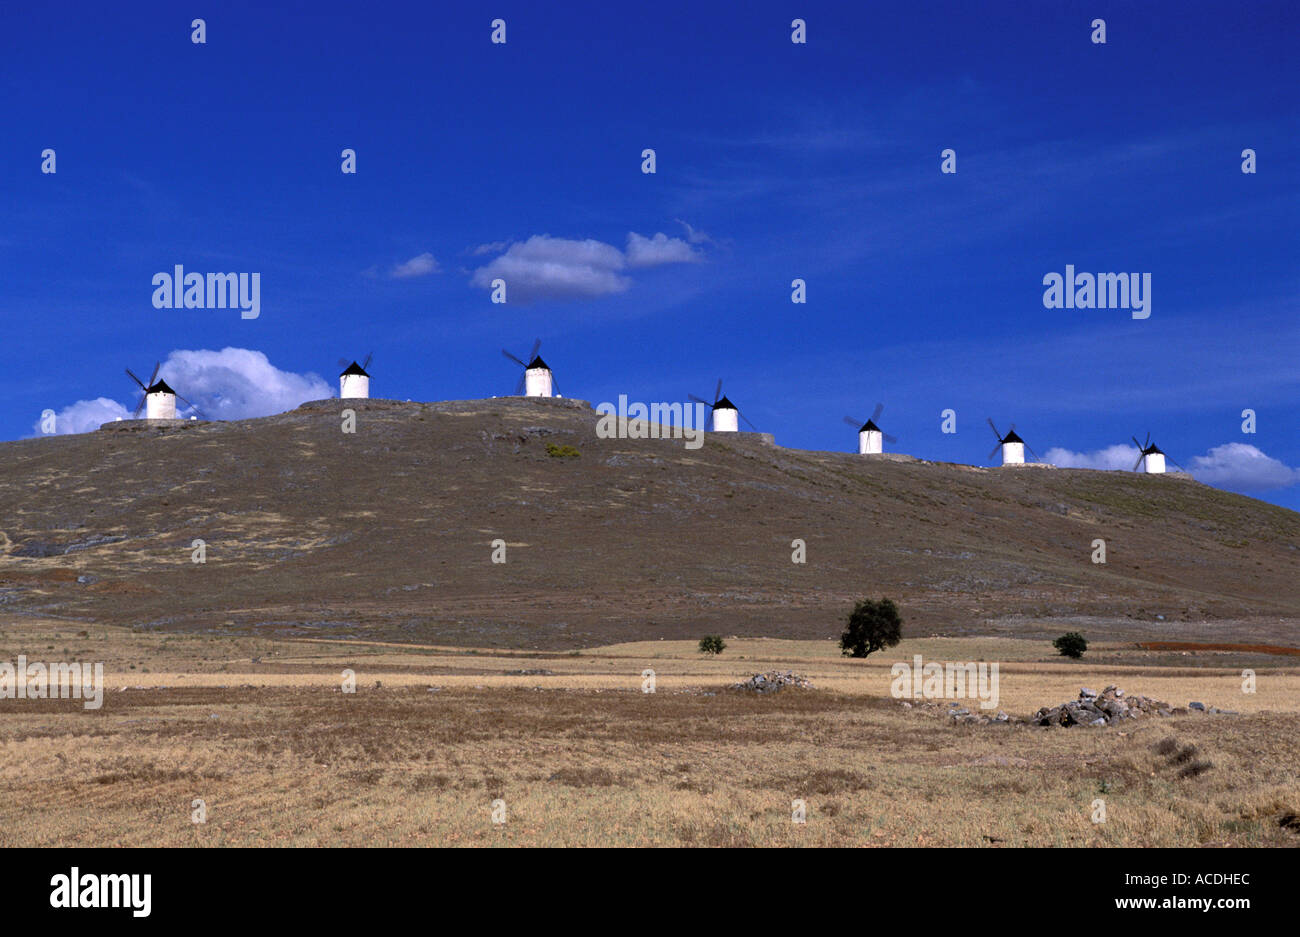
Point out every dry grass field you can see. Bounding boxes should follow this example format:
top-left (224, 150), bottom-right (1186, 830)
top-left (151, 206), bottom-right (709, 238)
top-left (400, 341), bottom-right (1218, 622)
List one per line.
top-left (3, 616), bottom-right (1298, 847)
top-left (2, 402), bottom-right (1297, 846)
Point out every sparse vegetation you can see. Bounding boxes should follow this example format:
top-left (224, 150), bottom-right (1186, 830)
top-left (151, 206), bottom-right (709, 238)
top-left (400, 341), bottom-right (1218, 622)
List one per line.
top-left (544, 443), bottom-right (580, 458)
top-left (1053, 632), bottom-right (1088, 659)
top-left (698, 635), bottom-right (726, 655)
top-left (840, 598), bottom-right (903, 659)
top-left (0, 621), bottom-right (1297, 847)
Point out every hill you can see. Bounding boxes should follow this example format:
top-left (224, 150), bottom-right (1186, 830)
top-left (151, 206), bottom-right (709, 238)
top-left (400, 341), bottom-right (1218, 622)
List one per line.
top-left (2, 397), bottom-right (1298, 648)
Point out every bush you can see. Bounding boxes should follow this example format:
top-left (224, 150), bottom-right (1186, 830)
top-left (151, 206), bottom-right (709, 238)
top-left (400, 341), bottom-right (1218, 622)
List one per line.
top-left (545, 443), bottom-right (581, 458)
top-left (1053, 632), bottom-right (1088, 658)
top-left (698, 635), bottom-right (726, 655)
top-left (839, 598), bottom-right (903, 659)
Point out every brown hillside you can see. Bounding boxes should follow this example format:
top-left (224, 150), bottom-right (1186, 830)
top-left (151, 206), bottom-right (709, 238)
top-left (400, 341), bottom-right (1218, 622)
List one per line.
top-left (1, 397), bottom-right (1298, 648)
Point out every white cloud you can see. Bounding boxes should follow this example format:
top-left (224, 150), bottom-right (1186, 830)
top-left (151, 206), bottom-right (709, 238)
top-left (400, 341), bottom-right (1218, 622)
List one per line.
top-left (38, 348), bottom-right (332, 434)
top-left (470, 230), bottom-right (704, 301)
top-left (674, 219), bottom-right (713, 245)
top-left (389, 252), bottom-right (440, 278)
top-left (625, 231), bottom-right (702, 268)
top-left (470, 235), bottom-right (630, 300)
top-left (38, 397), bottom-right (131, 435)
top-left (1043, 440), bottom-right (1300, 492)
top-left (1187, 443), bottom-right (1300, 492)
top-left (1043, 444), bottom-right (1141, 471)
top-left (157, 348), bottom-right (332, 420)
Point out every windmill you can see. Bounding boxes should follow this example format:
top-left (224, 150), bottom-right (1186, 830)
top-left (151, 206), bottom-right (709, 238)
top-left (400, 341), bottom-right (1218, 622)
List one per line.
top-left (843, 403), bottom-right (898, 454)
top-left (987, 418), bottom-right (1037, 466)
top-left (125, 363), bottom-right (202, 420)
top-left (1131, 432), bottom-right (1181, 474)
top-left (689, 380), bottom-right (755, 433)
top-left (502, 339), bottom-right (557, 397)
top-left (338, 352), bottom-right (372, 399)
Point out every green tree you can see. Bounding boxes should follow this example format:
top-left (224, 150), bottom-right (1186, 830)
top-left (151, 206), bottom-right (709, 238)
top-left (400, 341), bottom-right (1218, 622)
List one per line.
top-left (1053, 632), bottom-right (1088, 659)
top-left (698, 635), bottom-right (726, 655)
top-left (840, 598), bottom-right (903, 659)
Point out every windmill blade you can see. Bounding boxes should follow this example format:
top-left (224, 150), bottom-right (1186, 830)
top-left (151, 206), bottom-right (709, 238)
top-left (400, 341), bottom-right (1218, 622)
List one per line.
top-left (176, 395), bottom-right (206, 420)
top-left (337, 358), bottom-right (350, 369)
top-left (514, 374), bottom-right (526, 395)
top-left (1132, 454), bottom-right (1145, 472)
top-left (738, 410), bottom-right (758, 431)
top-left (843, 416), bottom-right (861, 428)
top-left (502, 349), bottom-right (526, 368)
top-left (883, 432), bottom-right (898, 444)
top-left (125, 368), bottom-right (146, 390)
top-left (713, 379), bottom-right (723, 405)
top-left (1009, 423), bottom-right (1017, 435)
top-left (132, 394), bottom-right (146, 419)
top-left (551, 375), bottom-right (561, 397)
top-left (987, 418), bottom-right (1002, 441)
top-left (1024, 443), bottom-right (1041, 462)
top-left (688, 394), bottom-right (713, 407)
top-left (1131, 436), bottom-right (1143, 451)
top-left (529, 338), bottom-right (542, 362)
top-left (1144, 432), bottom-right (1152, 449)
top-left (147, 362), bottom-right (161, 387)
top-left (870, 402), bottom-right (884, 423)
top-left (987, 443), bottom-right (1002, 461)
top-left (1167, 455), bottom-right (1186, 472)
top-left (361, 351), bottom-right (373, 371)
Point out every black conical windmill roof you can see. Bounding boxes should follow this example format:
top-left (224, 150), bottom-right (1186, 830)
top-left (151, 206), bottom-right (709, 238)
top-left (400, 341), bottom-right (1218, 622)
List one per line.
top-left (526, 355), bottom-right (550, 370)
top-left (146, 379), bottom-right (176, 395)
top-left (340, 361), bottom-right (370, 377)
top-left (1001, 429), bottom-right (1025, 444)
top-left (1143, 442), bottom-right (1165, 455)
top-left (713, 395), bottom-right (738, 410)
top-left (860, 419), bottom-right (882, 433)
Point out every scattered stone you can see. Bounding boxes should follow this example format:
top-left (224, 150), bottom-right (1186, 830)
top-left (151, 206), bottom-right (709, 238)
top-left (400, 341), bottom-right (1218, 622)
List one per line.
top-left (1189, 701), bottom-right (1206, 711)
top-left (1030, 686), bottom-right (1175, 728)
top-left (732, 670), bottom-right (813, 693)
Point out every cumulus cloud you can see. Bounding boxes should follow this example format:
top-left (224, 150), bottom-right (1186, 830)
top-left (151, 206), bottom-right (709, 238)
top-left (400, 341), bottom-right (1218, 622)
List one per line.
top-left (38, 397), bottom-right (131, 435)
top-left (470, 230), bottom-right (703, 301)
top-left (36, 348), bottom-right (332, 434)
top-left (1186, 443), bottom-right (1300, 492)
top-left (157, 348), bottom-right (332, 420)
top-left (1043, 441), bottom-right (1300, 492)
top-left (625, 231), bottom-right (702, 268)
top-left (389, 252), bottom-right (440, 278)
top-left (1043, 444), bottom-right (1141, 471)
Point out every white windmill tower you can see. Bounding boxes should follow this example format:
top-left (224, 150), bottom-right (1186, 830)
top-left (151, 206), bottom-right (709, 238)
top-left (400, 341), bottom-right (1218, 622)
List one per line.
top-left (126, 363), bottom-right (202, 421)
top-left (987, 418), bottom-right (1038, 466)
top-left (843, 403), bottom-right (898, 454)
top-left (338, 353), bottom-right (372, 399)
top-left (689, 380), bottom-right (755, 433)
top-left (502, 339), bottom-right (557, 397)
top-left (1132, 433), bottom-right (1181, 474)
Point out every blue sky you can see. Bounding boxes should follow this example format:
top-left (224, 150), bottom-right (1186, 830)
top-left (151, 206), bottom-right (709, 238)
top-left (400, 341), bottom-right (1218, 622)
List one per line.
top-left (4, 1), bottom-right (1298, 506)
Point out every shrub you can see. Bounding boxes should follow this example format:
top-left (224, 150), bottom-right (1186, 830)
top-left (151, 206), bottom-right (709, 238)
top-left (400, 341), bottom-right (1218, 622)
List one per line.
top-left (1053, 632), bottom-right (1088, 659)
top-left (545, 443), bottom-right (581, 458)
top-left (839, 598), bottom-right (903, 659)
top-left (698, 635), bottom-right (726, 655)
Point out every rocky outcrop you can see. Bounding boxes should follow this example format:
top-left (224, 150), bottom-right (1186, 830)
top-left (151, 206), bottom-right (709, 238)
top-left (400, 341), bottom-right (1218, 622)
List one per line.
top-left (732, 671), bottom-right (813, 693)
